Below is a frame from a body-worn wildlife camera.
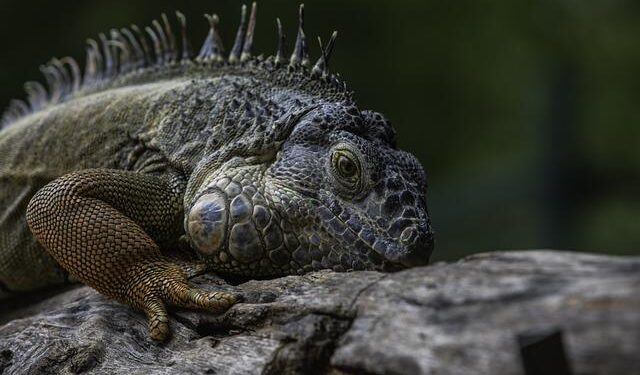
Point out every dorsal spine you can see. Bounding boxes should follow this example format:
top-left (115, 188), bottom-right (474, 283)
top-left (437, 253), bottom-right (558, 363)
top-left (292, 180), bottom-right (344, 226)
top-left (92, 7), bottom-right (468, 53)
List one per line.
top-left (0, 3), bottom-right (343, 130)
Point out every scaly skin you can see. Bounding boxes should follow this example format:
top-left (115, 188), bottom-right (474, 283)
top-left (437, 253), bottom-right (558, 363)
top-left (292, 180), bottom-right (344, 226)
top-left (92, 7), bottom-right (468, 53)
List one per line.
top-left (26, 169), bottom-right (235, 340)
top-left (0, 4), bottom-right (434, 340)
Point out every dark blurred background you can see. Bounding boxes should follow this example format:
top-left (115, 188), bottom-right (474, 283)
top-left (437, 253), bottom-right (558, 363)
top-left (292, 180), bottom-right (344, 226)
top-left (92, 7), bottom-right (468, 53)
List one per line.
top-left (1, 0), bottom-right (639, 261)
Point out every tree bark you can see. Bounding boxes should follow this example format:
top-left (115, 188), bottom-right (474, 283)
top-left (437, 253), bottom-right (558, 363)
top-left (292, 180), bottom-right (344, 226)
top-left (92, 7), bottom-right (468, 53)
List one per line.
top-left (1, 250), bottom-right (638, 375)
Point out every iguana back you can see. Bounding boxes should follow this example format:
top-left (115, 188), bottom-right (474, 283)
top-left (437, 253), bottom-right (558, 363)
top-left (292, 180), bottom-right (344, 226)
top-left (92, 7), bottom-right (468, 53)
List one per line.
top-left (0, 81), bottom-right (190, 293)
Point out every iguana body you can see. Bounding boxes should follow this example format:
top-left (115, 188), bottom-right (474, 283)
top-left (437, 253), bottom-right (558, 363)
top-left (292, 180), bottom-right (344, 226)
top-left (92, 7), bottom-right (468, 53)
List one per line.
top-left (0, 4), bottom-right (434, 340)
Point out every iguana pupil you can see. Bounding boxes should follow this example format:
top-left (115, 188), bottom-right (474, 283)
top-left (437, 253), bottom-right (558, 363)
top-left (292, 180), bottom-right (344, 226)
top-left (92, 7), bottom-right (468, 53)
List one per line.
top-left (336, 153), bottom-right (357, 178)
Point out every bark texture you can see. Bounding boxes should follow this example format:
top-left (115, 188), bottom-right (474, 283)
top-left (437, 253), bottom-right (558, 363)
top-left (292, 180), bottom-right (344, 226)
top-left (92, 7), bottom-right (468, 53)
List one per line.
top-left (1, 250), bottom-right (638, 375)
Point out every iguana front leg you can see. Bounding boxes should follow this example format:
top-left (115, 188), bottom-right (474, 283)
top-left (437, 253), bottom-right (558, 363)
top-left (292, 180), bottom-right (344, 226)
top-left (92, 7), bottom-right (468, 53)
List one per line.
top-left (26, 169), bottom-right (237, 341)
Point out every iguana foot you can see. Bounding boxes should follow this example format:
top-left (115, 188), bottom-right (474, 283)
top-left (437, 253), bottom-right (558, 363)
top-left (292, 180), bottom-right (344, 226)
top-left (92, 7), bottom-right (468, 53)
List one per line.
top-left (26, 169), bottom-right (238, 342)
top-left (127, 261), bottom-right (238, 341)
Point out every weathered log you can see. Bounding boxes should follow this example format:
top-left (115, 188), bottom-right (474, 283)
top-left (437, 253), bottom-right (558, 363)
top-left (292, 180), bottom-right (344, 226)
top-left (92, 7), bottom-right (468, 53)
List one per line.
top-left (1, 250), bottom-right (638, 375)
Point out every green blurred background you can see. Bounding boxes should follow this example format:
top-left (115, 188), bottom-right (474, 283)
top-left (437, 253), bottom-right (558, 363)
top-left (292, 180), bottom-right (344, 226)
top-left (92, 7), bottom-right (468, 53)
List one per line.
top-left (1, 0), bottom-right (639, 261)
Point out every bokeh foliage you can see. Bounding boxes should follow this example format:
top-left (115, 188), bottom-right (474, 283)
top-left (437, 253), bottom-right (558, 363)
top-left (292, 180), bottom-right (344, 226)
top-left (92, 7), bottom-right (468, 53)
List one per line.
top-left (1, 0), bottom-right (638, 261)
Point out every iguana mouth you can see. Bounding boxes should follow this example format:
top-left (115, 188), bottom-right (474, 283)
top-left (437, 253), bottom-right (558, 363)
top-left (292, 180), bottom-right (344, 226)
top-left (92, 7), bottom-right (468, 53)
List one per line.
top-left (299, 194), bottom-right (432, 271)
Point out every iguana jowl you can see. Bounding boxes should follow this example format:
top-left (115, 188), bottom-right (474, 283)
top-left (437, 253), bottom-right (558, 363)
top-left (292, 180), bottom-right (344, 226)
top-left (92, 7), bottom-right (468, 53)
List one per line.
top-left (0, 4), bottom-right (434, 340)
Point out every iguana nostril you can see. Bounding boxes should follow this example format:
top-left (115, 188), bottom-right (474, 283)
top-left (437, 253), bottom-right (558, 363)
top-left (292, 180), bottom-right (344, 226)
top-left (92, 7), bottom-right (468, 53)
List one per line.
top-left (400, 226), bottom-right (418, 245)
top-left (396, 229), bottom-right (434, 268)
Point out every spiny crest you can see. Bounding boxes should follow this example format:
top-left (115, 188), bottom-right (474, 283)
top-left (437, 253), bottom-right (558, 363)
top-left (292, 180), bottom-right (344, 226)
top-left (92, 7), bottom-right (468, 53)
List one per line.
top-left (0, 3), bottom-right (349, 129)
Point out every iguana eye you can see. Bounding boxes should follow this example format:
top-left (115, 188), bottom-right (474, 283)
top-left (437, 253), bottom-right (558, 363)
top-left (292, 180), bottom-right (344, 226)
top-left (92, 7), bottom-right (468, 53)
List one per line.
top-left (330, 147), bottom-right (362, 191)
top-left (336, 154), bottom-right (357, 178)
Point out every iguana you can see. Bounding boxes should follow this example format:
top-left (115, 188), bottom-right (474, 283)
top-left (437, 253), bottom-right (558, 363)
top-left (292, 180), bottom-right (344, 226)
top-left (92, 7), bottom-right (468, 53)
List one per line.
top-left (0, 3), bottom-right (434, 341)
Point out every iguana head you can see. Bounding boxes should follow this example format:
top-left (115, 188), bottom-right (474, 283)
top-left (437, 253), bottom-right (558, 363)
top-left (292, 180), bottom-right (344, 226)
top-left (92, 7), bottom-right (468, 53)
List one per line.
top-left (184, 5), bottom-right (434, 276)
top-left (187, 100), bottom-right (433, 275)
top-left (264, 104), bottom-right (433, 272)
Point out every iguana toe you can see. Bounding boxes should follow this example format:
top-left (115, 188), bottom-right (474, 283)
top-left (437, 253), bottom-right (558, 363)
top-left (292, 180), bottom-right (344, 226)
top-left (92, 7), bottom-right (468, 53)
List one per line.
top-left (127, 261), bottom-right (238, 341)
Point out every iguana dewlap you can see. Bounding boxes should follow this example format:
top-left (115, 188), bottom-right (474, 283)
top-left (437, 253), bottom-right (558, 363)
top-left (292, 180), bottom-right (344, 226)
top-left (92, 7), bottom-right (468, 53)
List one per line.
top-left (0, 4), bottom-right (434, 341)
